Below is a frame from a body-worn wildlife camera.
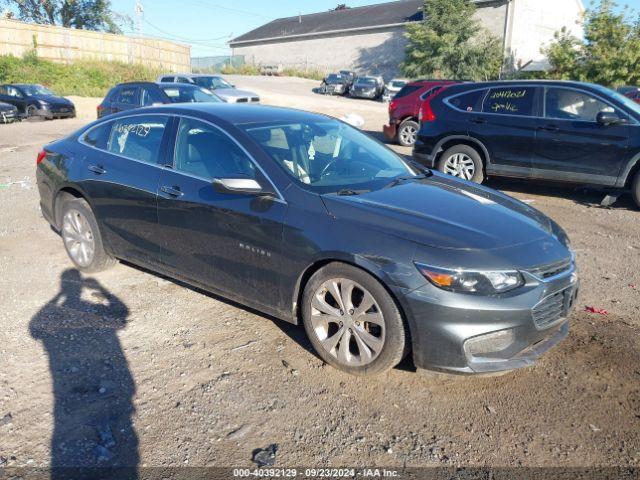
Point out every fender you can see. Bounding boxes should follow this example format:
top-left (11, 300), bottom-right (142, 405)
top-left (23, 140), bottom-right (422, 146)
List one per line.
top-left (616, 152), bottom-right (640, 188)
top-left (289, 251), bottom-right (409, 325)
top-left (431, 135), bottom-right (491, 166)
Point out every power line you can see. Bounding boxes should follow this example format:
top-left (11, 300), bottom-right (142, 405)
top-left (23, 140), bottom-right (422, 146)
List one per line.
top-left (158, 0), bottom-right (274, 20)
top-left (142, 18), bottom-right (232, 43)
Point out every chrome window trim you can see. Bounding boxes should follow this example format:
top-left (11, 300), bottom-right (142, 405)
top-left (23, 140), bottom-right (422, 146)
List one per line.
top-left (443, 84), bottom-right (639, 125)
top-left (79, 112), bottom-right (286, 204)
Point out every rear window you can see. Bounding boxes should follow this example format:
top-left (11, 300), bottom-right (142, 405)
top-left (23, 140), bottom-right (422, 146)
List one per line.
top-left (484, 87), bottom-right (536, 116)
top-left (116, 87), bottom-right (139, 105)
top-left (394, 85), bottom-right (422, 99)
top-left (449, 89), bottom-right (487, 112)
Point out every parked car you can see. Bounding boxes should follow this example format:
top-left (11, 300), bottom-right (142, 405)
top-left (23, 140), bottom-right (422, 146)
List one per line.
top-left (349, 76), bottom-right (385, 100)
top-left (0, 101), bottom-right (19, 123)
top-left (260, 64), bottom-right (283, 76)
top-left (413, 80), bottom-right (640, 208)
top-left (319, 73), bottom-right (349, 95)
top-left (382, 78), bottom-right (408, 102)
top-left (97, 82), bottom-right (222, 118)
top-left (383, 80), bottom-right (459, 147)
top-left (36, 103), bottom-right (577, 376)
top-left (158, 74), bottom-right (260, 103)
top-left (338, 70), bottom-right (357, 92)
top-left (619, 86), bottom-right (640, 104)
top-left (0, 84), bottom-right (75, 119)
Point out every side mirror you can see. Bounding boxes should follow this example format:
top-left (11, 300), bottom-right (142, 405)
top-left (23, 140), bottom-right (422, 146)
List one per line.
top-left (213, 177), bottom-right (264, 195)
top-left (596, 111), bottom-right (624, 126)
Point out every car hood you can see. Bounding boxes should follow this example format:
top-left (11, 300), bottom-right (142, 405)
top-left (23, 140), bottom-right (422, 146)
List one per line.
top-left (321, 175), bottom-right (555, 251)
top-left (214, 88), bottom-right (258, 99)
top-left (0, 102), bottom-right (15, 111)
top-left (32, 94), bottom-right (74, 105)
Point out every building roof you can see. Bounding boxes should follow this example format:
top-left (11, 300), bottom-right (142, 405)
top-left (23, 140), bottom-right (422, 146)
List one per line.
top-left (230, 0), bottom-right (496, 46)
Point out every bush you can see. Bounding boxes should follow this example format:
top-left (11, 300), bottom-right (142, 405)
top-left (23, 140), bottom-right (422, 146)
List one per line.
top-left (0, 54), bottom-right (164, 97)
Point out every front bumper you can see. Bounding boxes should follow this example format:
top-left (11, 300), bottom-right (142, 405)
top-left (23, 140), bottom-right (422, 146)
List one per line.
top-left (412, 150), bottom-right (437, 168)
top-left (0, 109), bottom-right (18, 123)
top-left (351, 90), bottom-right (377, 99)
top-left (383, 122), bottom-right (397, 141)
top-left (398, 264), bottom-right (579, 374)
top-left (37, 106), bottom-right (76, 119)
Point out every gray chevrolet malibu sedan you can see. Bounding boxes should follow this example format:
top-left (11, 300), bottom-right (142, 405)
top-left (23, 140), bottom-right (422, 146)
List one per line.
top-left (36, 105), bottom-right (577, 376)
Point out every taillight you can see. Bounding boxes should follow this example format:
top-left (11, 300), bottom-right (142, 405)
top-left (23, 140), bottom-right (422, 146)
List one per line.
top-left (389, 100), bottom-right (398, 112)
top-left (97, 105), bottom-right (105, 117)
top-left (419, 101), bottom-right (436, 123)
top-left (36, 150), bottom-right (47, 165)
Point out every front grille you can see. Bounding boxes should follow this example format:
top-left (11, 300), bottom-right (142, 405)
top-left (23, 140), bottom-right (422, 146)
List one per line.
top-left (528, 259), bottom-right (572, 279)
top-left (532, 288), bottom-right (573, 329)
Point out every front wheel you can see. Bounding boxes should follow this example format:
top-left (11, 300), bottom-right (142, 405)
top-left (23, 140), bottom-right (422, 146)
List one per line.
top-left (437, 145), bottom-right (485, 183)
top-left (26, 104), bottom-right (38, 118)
top-left (302, 263), bottom-right (408, 376)
top-left (632, 170), bottom-right (640, 209)
top-left (397, 119), bottom-right (419, 147)
top-left (60, 197), bottom-right (117, 273)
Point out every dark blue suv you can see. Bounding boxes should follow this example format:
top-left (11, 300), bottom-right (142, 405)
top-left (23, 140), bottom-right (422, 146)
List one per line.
top-left (412, 80), bottom-right (640, 208)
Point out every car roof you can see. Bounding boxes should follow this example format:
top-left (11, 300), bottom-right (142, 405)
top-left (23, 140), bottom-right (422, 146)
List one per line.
top-left (406, 79), bottom-right (459, 88)
top-left (163, 73), bottom-right (222, 78)
top-left (156, 82), bottom-right (203, 88)
top-left (101, 103), bottom-right (335, 127)
top-left (447, 79), bottom-right (605, 90)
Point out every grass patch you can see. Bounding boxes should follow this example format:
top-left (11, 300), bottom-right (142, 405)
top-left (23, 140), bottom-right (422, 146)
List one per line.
top-left (0, 54), bottom-right (164, 97)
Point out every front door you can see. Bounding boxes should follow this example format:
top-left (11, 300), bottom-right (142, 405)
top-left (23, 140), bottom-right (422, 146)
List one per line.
top-left (79, 114), bottom-right (171, 266)
top-left (532, 87), bottom-right (629, 184)
top-left (157, 116), bottom-right (287, 310)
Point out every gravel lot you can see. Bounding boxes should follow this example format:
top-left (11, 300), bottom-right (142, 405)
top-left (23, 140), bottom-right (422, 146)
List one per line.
top-left (0, 75), bottom-right (638, 471)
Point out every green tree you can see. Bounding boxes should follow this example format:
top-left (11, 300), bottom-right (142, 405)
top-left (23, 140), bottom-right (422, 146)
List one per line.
top-left (402, 0), bottom-right (503, 81)
top-left (544, 0), bottom-right (640, 87)
top-left (1, 0), bottom-right (129, 34)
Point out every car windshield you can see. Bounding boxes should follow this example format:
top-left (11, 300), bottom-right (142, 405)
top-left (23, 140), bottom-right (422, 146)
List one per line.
top-left (592, 84), bottom-right (640, 117)
top-left (390, 81), bottom-right (406, 89)
top-left (243, 119), bottom-right (416, 194)
top-left (160, 86), bottom-right (222, 103)
top-left (326, 75), bottom-right (343, 84)
top-left (20, 85), bottom-right (53, 96)
top-left (192, 76), bottom-right (233, 90)
top-left (356, 78), bottom-right (376, 86)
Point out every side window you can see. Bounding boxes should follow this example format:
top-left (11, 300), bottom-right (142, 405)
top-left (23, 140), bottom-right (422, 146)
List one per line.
top-left (177, 77), bottom-right (191, 83)
top-left (141, 87), bottom-right (166, 106)
top-left (449, 90), bottom-right (487, 112)
top-left (107, 115), bottom-right (169, 164)
top-left (0, 86), bottom-right (7, 95)
top-left (394, 85), bottom-right (421, 99)
top-left (484, 87), bottom-right (536, 116)
top-left (545, 88), bottom-right (615, 122)
top-left (7, 87), bottom-right (22, 98)
top-left (83, 122), bottom-right (113, 150)
top-left (116, 87), bottom-right (140, 106)
top-left (160, 76), bottom-right (174, 83)
top-left (173, 117), bottom-right (256, 180)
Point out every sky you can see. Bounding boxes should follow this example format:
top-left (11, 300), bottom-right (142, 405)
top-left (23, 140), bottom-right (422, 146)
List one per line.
top-left (109, 0), bottom-right (640, 57)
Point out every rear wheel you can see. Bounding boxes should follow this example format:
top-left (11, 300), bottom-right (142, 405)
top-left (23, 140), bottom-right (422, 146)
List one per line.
top-left (26, 104), bottom-right (38, 118)
top-left (632, 170), bottom-right (640, 209)
top-left (397, 119), bottom-right (419, 147)
top-left (60, 197), bottom-right (116, 273)
top-left (437, 145), bottom-right (485, 183)
top-left (302, 263), bottom-right (408, 376)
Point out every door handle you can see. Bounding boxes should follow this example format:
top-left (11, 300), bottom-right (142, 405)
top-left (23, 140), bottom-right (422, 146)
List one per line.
top-left (88, 165), bottom-right (107, 175)
top-left (161, 185), bottom-right (184, 197)
top-left (538, 125), bottom-right (560, 132)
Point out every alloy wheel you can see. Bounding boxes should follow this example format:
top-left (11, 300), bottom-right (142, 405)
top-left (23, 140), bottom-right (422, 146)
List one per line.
top-left (62, 209), bottom-right (96, 267)
top-left (310, 278), bottom-right (385, 367)
top-left (400, 125), bottom-right (417, 145)
top-left (26, 105), bottom-right (37, 117)
top-left (443, 153), bottom-right (475, 180)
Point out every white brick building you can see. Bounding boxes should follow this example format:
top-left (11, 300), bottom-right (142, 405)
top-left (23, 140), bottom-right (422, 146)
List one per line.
top-left (229, 0), bottom-right (584, 78)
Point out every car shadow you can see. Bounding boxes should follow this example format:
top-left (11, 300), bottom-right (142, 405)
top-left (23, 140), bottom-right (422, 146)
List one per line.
top-left (29, 269), bottom-right (138, 479)
top-left (485, 178), bottom-right (637, 211)
top-left (126, 262), bottom-right (417, 374)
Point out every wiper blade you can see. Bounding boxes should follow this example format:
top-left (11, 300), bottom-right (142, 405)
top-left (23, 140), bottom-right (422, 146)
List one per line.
top-left (407, 159), bottom-right (433, 176)
top-left (336, 189), bottom-right (369, 196)
top-left (383, 173), bottom-right (430, 189)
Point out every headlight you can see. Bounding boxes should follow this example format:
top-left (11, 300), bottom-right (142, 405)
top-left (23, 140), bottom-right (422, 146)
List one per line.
top-left (416, 264), bottom-right (524, 295)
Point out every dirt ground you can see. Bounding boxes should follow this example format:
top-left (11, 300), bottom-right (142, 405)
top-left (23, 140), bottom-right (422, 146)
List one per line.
top-left (0, 75), bottom-right (638, 472)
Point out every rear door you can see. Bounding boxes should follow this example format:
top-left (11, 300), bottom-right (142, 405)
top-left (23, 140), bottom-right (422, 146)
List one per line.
top-left (532, 86), bottom-right (629, 184)
top-left (156, 116), bottom-right (286, 310)
top-left (0, 86), bottom-right (28, 113)
top-left (79, 114), bottom-right (171, 266)
top-left (112, 85), bottom-right (141, 114)
top-left (465, 85), bottom-right (540, 174)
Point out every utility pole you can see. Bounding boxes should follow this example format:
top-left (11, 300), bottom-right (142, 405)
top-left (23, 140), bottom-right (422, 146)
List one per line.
top-left (134, 0), bottom-right (144, 35)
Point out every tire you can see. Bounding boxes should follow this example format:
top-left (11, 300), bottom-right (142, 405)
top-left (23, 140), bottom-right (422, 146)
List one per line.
top-left (397, 119), bottom-right (419, 147)
top-left (26, 104), bottom-right (38, 118)
top-left (302, 263), bottom-right (408, 376)
top-left (632, 170), bottom-right (640, 209)
top-left (437, 144), bottom-right (485, 183)
top-left (59, 196), bottom-right (117, 273)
